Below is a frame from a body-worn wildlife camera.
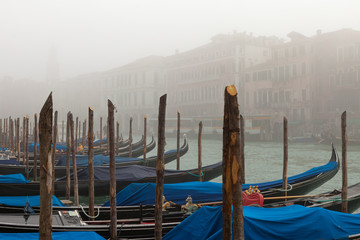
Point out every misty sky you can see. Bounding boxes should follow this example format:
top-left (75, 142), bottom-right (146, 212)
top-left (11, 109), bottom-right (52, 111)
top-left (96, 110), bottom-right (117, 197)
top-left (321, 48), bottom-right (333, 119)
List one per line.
top-left (0, 0), bottom-right (359, 81)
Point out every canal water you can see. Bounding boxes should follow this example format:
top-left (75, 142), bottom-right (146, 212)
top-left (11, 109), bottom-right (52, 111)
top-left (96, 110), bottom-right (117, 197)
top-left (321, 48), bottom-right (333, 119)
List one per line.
top-left (82, 135), bottom-right (360, 212)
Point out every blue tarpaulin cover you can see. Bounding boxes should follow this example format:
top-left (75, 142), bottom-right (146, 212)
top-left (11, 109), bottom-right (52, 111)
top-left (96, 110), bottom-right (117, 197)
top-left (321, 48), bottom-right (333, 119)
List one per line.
top-left (102, 159), bottom-right (337, 206)
top-left (0, 174), bottom-right (29, 184)
top-left (27, 143), bottom-right (67, 153)
top-left (0, 231), bottom-right (105, 240)
top-left (164, 205), bottom-right (360, 240)
top-left (0, 195), bottom-right (65, 207)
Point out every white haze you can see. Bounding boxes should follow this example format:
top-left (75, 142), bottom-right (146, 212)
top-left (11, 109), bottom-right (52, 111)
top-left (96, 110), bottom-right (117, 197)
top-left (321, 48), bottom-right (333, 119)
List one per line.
top-left (0, 0), bottom-right (359, 81)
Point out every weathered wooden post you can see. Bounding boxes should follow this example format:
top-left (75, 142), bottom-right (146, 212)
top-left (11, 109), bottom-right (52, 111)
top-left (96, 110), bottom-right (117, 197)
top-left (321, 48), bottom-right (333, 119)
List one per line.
top-left (240, 114), bottom-right (245, 184)
top-left (39, 93), bottom-right (53, 240)
top-left (33, 114), bottom-right (38, 181)
top-left (116, 121), bottom-right (119, 156)
top-left (198, 121), bottom-right (203, 182)
top-left (65, 112), bottom-right (71, 200)
top-left (22, 117), bottom-right (25, 164)
top-left (88, 108), bottom-right (95, 220)
top-left (16, 118), bottom-right (20, 163)
top-left (75, 117), bottom-right (78, 152)
top-left (70, 113), bottom-right (79, 206)
top-left (8, 117), bottom-right (11, 151)
top-left (78, 119), bottom-right (81, 151)
top-left (25, 116), bottom-right (29, 179)
top-left (82, 119), bottom-right (87, 154)
top-left (176, 111), bottom-right (180, 170)
top-left (341, 111), bottom-right (348, 213)
top-left (0, 119), bottom-right (2, 148)
top-left (129, 117), bottom-right (133, 158)
top-left (155, 94), bottom-right (167, 239)
top-left (283, 117), bottom-right (288, 200)
top-left (52, 111), bottom-right (58, 190)
top-left (61, 120), bottom-right (64, 143)
top-left (143, 116), bottom-right (147, 165)
top-left (108, 100), bottom-right (117, 240)
top-left (222, 85), bottom-right (243, 240)
top-left (107, 119), bottom-right (109, 155)
top-left (100, 116), bottom-right (103, 148)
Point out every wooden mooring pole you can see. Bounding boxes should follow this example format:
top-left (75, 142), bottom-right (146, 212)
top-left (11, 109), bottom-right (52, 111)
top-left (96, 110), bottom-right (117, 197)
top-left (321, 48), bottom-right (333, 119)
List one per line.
top-left (222, 85), bottom-right (243, 240)
top-left (70, 113), bottom-right (79, 206)
top-left (33, 114), bottom-right (38, 181)
top-left (39, 93), bottom-right (53, 240)
top-left (116, 121), bottom-right (119, 156)
top-left (25, 116), bottom-right (29, 179)
top-left (22, 117), bottom-right (25, 164)
top-left (176, 111), bottom-right (180, 170)
top-left (62, 120), bottom-right (64, 143)
top-left (82, 119), bottom-right (87, 154)
top-left (341, 111), bottom-right (348, 213)
top-left (100, 116), bottom-right (103, 149)
top-left (129, 117), bottom-right (133, 158)
top-left (66, 112), bottom-right (71, 200)
top-left (108, 100), bottom-right (117, 240)
top-left (283, 117), bottom-right (288, 200)
top-left (155, 94), bottom-right (167, 240)
top-left (198, 121), bottom-right (203, 182)
top-left (16, 118), bottom-right (20, 163)
top-left (240, 114), bottom-right (245, 184)
top-left (88, 108), bottom-right (95, 220)
top-left (143, 116), bottom-right (147, 165)
top-left (52, 111), bottom-right (58, 189)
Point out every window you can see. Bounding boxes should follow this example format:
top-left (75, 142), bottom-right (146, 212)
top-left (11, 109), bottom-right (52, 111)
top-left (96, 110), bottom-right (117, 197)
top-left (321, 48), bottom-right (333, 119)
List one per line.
top-left (279, 66), bottom-right (284, 81)
top-left (285, 91), bottom-right (290, 101)
top-left (285, 66), bottom-right (290, 81)
top-left (274, 67), bottom-right (278, 81)
top-left (292, 47), bottom-right (296, 57)
top-left (292, 64), bottom-right (297, 77)
top-left (302, 89), bottom-right (306, 102)
top-left (301, 63), bottom-right (306, 76)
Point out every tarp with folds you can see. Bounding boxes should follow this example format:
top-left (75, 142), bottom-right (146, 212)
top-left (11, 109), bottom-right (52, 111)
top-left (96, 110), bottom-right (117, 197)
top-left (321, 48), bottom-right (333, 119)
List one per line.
top-left (0, 231), bottom-right (105, 240)
top-left (0, 195), bottom-right (65, 207)
top-left (27, 143), bottom-right (67, 153)
top-left (55, 153), bottom-right (141, 166)
top-left (102, 182), bottom-right (223, 206)
top-left (59, 162), bottom-right (222, 183)
top-left (101, 159), bottom-right (337, 206)
top-left (0, 174), bottom-right (29, 183)
top-left (164, 205), bottom-right (360, 240)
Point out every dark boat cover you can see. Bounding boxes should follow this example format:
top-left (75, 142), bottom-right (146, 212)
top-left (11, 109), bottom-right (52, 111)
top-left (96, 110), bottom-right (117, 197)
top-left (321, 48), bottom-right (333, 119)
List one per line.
top-left (164, 205), bottom-right (360, 240)
top-left (55, 148), bottom-right (178, 167)
top-left (27, 143), bottom-right (67, 153)
top-left (102, 160), bottom-right (337, 206)
top-left (0, 159), bottom-right (21, 165)
top-left (0, 195), bottom-right (65, 207)
top-left (59, 162), bottom-right (221, 182)
top-left (0, 232), bottom-right (105, 240)
top-left (0, 174), bottom-right (29, 183)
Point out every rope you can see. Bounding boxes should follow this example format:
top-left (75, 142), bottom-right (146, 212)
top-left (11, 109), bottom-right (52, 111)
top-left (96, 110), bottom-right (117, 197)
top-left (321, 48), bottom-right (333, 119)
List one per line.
top-left (271, 183), bottom-right (293, 192)
top-left (25, 167), bottom-right (33, 174)
top-left (79, 205), bottom-right (100, 219)
top-left (186, 171), bottom-right (204, 177)
top-left (314, 197), bottom-right (348, 203)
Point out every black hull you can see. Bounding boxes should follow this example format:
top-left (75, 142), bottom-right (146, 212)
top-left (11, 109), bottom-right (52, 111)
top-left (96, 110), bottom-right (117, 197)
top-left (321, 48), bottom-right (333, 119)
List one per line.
top-left (0, 161), bottom-right (221, 197)
top-left (0, 137), bottom-right (188, 179)
top-left (261, 145), bottom-right (339, 201)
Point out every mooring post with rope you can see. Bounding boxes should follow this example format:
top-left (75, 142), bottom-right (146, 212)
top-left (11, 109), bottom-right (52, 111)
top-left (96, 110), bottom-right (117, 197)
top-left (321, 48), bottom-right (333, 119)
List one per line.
top-left (283, 117), bottom-right (288, 200)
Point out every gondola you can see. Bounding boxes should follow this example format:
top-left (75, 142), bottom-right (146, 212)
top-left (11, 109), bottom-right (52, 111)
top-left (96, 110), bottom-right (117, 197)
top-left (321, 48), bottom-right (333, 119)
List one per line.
top-left (265, 181), bottom-right (360, 213)
top-left (0, 160), bottom-right (221, 197)
top-left (0, 136), bottom-right (188, 178)
top-left (0, 210), bottom-right (181, 239)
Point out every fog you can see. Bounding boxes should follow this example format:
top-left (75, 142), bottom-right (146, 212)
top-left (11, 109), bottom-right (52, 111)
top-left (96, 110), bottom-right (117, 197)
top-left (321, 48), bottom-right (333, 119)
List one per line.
top-left (0, 0), bottom-right (360, 137)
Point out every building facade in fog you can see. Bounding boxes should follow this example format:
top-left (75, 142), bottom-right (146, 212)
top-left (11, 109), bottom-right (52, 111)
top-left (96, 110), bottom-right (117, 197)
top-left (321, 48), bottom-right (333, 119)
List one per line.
top-left (244, 29), bottom-right (360, 138)
top-left (59, 28), bottom-right (360, 138)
